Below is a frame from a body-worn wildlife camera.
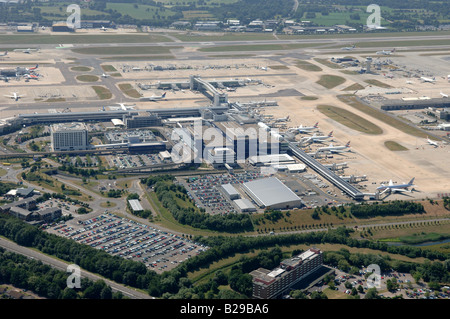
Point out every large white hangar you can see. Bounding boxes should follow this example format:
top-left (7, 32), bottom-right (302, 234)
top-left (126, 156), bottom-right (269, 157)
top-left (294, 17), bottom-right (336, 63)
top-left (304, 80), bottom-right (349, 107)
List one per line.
top-left (242, 177), bottom-right (303, 210)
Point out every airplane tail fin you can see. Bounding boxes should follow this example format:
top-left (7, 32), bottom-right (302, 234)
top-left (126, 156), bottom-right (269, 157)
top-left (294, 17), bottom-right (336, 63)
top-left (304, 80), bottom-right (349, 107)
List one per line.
top-left (162, 92), bottom-right (166, 98)
top-left (328, 131), bottom-right (333, 137)
top-left (346, 141), bottom-right (351, 147)
top-left (408, 177), bottom-right (415, 185)
top-left (314, 122), bottom-right (319, 128)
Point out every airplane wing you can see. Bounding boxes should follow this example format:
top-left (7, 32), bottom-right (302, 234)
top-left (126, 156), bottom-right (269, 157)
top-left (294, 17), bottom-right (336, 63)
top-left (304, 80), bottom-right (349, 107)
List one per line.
top-left (391, 188), bottom-right (411, 193)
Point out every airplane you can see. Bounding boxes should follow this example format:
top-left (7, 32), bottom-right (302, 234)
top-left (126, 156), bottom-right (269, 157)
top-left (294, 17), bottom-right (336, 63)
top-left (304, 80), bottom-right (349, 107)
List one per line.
top-left (100, 26), bottom-right (107, 31)
top-left (427, 137), bottom-right (439, 147)
top-left (317, 141), bottom-right (351, 154)
top-left (302, 131), bottom-right (333, 143)
top-left (376, 48), bottom-right (395, 55)
top-left (4, 92), bottom-right (25, 101)
top-left (420, 76), bottom-right (436, 83)
top-left (226, 87), bottom-right (236, 92)
top-left (14, 48), bottom-right (38, 54)
top-left (116, 103), bottom-right (135, 110)
top-left (341, 44), bottom-right (356, 51)
top-left (376, 177), bottom-right (415, 195)
top-left (100, 73), bottom-right (110, 78)
top-left (0, 51), bottom-right (7, 57)
top-left (288, 122), bottom-right (319, 134)
top-left (24, 74), bottom-right (39, 80)
top-left (27, 64), bottom-right (39, 71)
top-left (275, 115), bottom-right (290, 122)
top-left (440, 92), bottom-right (448, 98)
top-left (261, 66), bottom-right (267, 71)
top-left (146, 92), bottom-right (167, 101)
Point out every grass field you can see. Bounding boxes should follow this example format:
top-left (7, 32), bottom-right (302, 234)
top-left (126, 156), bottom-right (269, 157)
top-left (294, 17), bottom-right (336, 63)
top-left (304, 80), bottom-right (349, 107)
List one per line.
top-left (301, 96), bottom-right (319, 101)
top-left (76, 75), bottom-right (99, 82)
top-left (384, 141), bottom-right (408, 151)
top-left (295, 60), bottom-right (322, 72)
top-left (70, 66), bottom-right (92, 72)
top-left (317, 105), bottom-right (383, 135)
top-left (72, 46), bottom-right (177, 55)
top-left (199, 42), bottom-right (329, 52)
top-left (101, 65), bottom-right (117, 72)
top-left (268, 65), bottom-right (289, 70)
top-left (0, 34), bottom-right (172, 45)
top-left (338, 95), bottom-right (434, 139)
top-left (92, 86), bottom-right (112, 100)
top-left (316, 74), bottom-right (346, 89)
top-left (364, 79), bottom-right (393, 88)
top-left (342, 83), bottom-right (365, 91)
top-left (314, 58), bottom-right (343, 69)
top-left (173, 32), bottom-right (276, 42)
top-left (118, 83), bottom-right (141, 98)
top-left (100, 55), bottom-right (175, 61)
top-left (106, 3), bottom-right (176, 19)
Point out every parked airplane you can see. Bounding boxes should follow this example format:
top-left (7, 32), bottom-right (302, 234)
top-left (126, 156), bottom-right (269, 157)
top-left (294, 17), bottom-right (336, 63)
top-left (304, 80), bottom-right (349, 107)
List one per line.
top-left (288, 122), bottom-right (319, 134)
top-left (4, 92), bottom-right (25, 101)
top-left (427, 137), bottom-right (439, 147)
top-left (147, 92), bottom-right (167, 101)
top-left (420, 76), bottom-right (436, 83)
top-left (275, 115), bottom-right (290, 122)
top-left (440, 92), bottom-right (448, 98)
top-left (101, 26), bottom-right (107, 31)
top-left (226, 87), bottom-right (236, 92)
top-left (100, 73), bottom-right (110, 78)
top-left (0, 51), bottom-right (7, 57)
top-left (302, 131), bottom-right (333, 143)
top-left (24, 74), bottom-right (39, 80)
top-left (317, 141), bottom-right (351, 153)
top-left (376, 178), bottom-right (415, 194)
top-left (341, 44), bottom-right (355, 51)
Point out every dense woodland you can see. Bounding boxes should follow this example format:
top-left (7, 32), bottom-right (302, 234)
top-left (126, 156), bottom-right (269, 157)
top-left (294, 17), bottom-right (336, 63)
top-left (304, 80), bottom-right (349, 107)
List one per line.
top-left (0, 247), bottom-right (124, 299)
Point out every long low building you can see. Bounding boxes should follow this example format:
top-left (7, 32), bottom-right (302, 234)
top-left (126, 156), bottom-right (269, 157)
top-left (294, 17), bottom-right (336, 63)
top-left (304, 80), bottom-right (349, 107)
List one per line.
top-left (380, 97), bottom-right (450, 111)
top-left (242, 177), bottom-right (303, 210)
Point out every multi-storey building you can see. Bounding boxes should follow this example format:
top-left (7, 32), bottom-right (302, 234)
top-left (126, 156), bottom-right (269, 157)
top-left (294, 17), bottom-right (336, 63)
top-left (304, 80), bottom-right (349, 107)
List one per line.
top-left (50, 122), bottom-right (88, 151)
top-left (250, 248), bottom-right (323, 299)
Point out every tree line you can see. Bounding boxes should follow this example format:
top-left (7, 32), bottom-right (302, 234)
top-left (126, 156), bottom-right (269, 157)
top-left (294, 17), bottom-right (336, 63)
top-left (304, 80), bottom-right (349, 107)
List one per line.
top-left (0, 247), bottom-right (124, 299)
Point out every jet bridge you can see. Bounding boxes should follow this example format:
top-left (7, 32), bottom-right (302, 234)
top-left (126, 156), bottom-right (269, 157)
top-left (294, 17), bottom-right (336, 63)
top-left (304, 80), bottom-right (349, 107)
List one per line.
top-left (190, 75), bottom-right (229, 106)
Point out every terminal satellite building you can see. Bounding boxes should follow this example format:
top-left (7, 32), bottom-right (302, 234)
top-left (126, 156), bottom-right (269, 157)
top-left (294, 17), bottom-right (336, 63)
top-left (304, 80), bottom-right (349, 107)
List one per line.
top-left (242, 177), bottom-right (303, 210)
top-left (50, 122), bottom-right (88, 151)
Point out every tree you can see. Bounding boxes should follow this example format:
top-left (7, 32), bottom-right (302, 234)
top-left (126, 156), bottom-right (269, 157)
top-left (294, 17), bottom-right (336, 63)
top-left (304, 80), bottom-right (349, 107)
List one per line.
top-left (290, 290), bottom-right (307, 299)
top-left (364, 288), bottom-right (380, 299)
